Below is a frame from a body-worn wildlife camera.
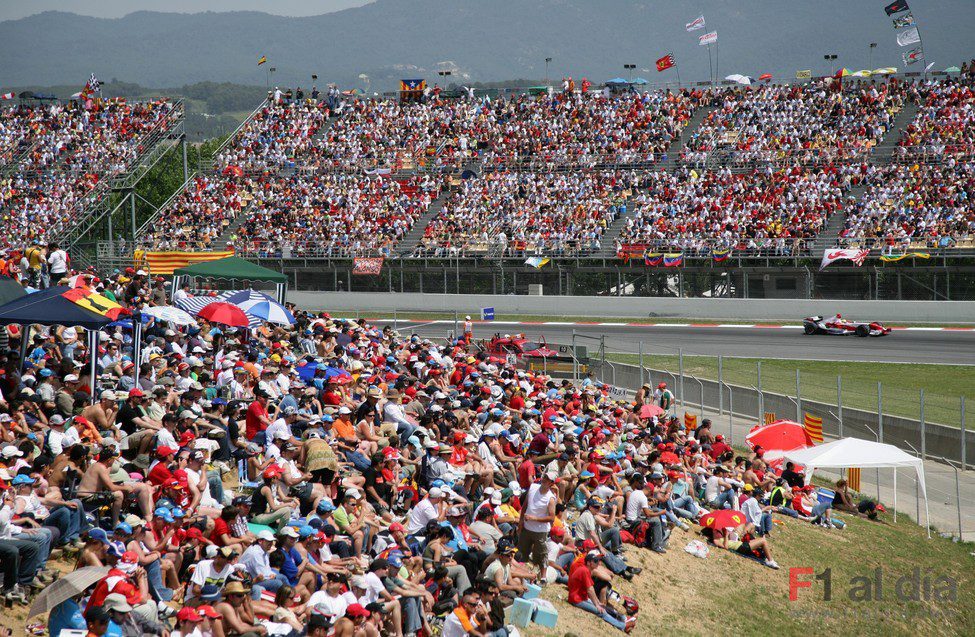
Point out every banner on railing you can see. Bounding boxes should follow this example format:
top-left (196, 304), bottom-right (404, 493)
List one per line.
top-left (353, 257), bottom-right (384, 275)
top-left (847, 467), bottom-right (861, 491)
top-left (144, 250), bottom-right (234, 276)
top-left (879, 252), bottom-right (930, 262)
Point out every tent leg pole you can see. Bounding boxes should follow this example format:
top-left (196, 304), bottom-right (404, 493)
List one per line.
top-left (893, 468), bottom-right (897, 524)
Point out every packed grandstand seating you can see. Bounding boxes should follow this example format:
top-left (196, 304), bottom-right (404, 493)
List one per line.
top-left (896, 78), bottom-right (975, 161)
top-left (5, 75), bottom-right (975, 257)
top-left (681, 79), bottom-right (908, 167)
top-left (615, 165), bottom-right (854, 255)
top-left (0, 99), bottom-right (180, 248)
top-left (415, 170), bottom-right (636, 256)
top-left (840, 159), bottom-right (975, 248)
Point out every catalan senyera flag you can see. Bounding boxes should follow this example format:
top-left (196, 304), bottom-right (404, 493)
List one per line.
top-left (804, 412), bottom-right (824, 443)
top-left (144, 250), bottom-right (234, 276)
top-left (258, 55), bottom-right (268, 66)
top-left (847, 467), bottom-right (861, 491)
top-left (764, 412), bottom-right (777, 425)
top-left (656, 54), bottom-right (676, 72)
top-left (684, 412), bottom-right (697, 431)
top-left (61, 287), bottom-right (130, 320)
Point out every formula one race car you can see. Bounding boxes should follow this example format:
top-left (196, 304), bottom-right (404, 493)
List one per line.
top-left (803, 314), bottom-right (892, 337)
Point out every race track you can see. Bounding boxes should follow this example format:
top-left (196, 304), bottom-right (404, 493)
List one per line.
top-left (377, 321), bottom-right (975, 365)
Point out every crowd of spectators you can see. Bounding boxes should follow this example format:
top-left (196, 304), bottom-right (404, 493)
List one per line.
top-left (840, 160), bottom-right (975, 249)
top-left (416, 171), bottom-right (636, 257)
top-left (215, 100), bottom-right (329, 172)
top-left (0, 261), bottom-right (881, 637)
top-left (895, 77), bottom-right (975, 161)
top-left (140, 174), bottom-right (244, 251)
top-left (682, 79), bottom-right (907, 166)
top-left (0, 99), bottom-right (179, 248)
top-left (616, 165), bottom-right (853, 255)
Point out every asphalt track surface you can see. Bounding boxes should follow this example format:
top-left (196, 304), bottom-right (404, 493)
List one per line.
top-left (377, 321), bottom-right (975, 365)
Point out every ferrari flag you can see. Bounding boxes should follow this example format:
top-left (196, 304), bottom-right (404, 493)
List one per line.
top-left (61, 287), bottom-right (130, 321)
top-left (656, 54), bottom-right (676, 72)
top-left (820, 249), bottom-right (870, 270)
top-left (884, 0), bottom-right (909, 16)
top-left (685, 15), bottom-right (706, 31)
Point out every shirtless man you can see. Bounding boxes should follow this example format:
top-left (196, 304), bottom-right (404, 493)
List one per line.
top-left (79, 446), bottom-right (154, 524)
top-left (333, 604), bottom-right (371, 637)
top-left (81, 390), bottom-right (121, 444)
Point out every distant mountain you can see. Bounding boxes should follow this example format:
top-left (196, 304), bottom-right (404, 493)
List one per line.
top-left (1, 1), bottom-right (971, 91)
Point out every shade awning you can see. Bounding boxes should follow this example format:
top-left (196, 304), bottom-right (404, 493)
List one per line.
top-left (0, 286), bottom-right (118, 329)
top-left (172, 256), bottom-right (287, 283)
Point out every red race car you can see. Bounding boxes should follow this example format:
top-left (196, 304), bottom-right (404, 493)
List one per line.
top-left (803, 314), bottom-right (892, 337)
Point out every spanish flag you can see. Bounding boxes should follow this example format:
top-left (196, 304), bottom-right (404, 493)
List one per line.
top-left (258, 55), bottom-right (268, 66)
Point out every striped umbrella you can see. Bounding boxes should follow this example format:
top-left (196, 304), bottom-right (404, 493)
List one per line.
top-left (143, 305), bottom-right (198, 326)
top-left (237, 298), bottom-right (295, 325)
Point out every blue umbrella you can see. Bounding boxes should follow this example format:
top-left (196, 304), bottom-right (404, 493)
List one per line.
top-left (237, 299), bottom-right (295, 325)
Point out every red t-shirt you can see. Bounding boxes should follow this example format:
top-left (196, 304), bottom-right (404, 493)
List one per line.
top-left (567, 565), bottom-right (594, 605)
top-left (210, 517), bottom-right (231, 546)
top-left (147, 462), bottom-right (173, 487)
top-left (517, 458), bottom-right (537, 490)
top-left (87, 570), bottom-right (142, 610)
top-left (245, 400), bottom-right (269, 440)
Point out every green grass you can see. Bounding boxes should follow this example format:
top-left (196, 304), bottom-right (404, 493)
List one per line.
top-left (606, 354), bottom-right (975, 429)
top-left (528, 511), bottom-right (974, 637)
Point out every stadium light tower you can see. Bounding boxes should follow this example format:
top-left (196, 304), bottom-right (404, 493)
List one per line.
top-left (823, 54), bottom-right (837, 76)
top-left (624, 63), bottom-right (636, 82)
top-left (545, 57), bottom-right (553, 86)
top-left (869, 43), bottom-right (878, 71)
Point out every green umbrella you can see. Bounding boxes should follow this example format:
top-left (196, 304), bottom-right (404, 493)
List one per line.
top-left (944, 66), bottom-right (961, 73)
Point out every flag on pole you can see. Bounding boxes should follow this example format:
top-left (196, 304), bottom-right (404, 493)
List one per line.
top-left (87, 73), bottom-right (101, 94)
top-left (795, 69), bottom-right (812, 79)
top-left (896, 27), bottom-right (920, 47)
top-left (698, 31), bottom-right (718, 46)
top-left (685, 15), bottom-right (706, 31)
top-left (258, 55), bottom-right (268, 66)
top-left (820, 248), bottom-right (870, 270)
top-left (884, 0), bottom-right (910, 15)
top-left (902, 46), bottom-right (924, 65)
top-left (891, 12), bottom-right (915, 28)
top-left (803, 412), bottom-right (824, 443)
top-left (656, 54), bottom-right (676, 72)
top-left (0, 93), bottom-right (13, 100)
top-left (524, 257), bottom-right (550, 269)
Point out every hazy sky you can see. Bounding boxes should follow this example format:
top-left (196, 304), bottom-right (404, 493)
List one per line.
top-left (0, 0), bottom-right (374, 21)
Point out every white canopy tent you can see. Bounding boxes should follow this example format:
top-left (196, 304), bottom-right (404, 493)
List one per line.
top-left (785, 437), bottom-right (930, 538)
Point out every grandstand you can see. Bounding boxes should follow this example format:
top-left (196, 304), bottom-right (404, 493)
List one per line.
top-left (18, 71), bottom-right (972, 300)
top-left (0, 97), bottom-right (186, 263)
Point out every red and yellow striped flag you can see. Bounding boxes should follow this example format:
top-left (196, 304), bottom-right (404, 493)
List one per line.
top-left (764, 412), bottom-right (776, 425)
top-left (143, 250), bottom-right (234, 276)
top-left (847, 467), bottom-right (861, 491)
top-left (684, 412), bottom-right (697, 432)
top-left (804, 412), bottom-right (824, 443)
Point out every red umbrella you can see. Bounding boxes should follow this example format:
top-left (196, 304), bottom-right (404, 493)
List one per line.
top-left (759, 73), bottom-right (773, 81)
top-left (699, 509), bottom-right (748, 530)
top-left (639, 404), bottom-right (665, 419)
top-left (746, 420), bottom-right (813, 452)
top-left (197, 302), bottom-right (250, 327)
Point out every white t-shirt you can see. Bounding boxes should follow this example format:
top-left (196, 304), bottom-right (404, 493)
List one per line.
top-left (48, 429), bottom-right (66, 456)
top-left (625, 489), bottom-right (649, 522)
top-left (265, 417), bottom-right (291, 444)
top-left (406, 498), bottom-right (438, 534)
top-left (185, 467), bottom-right (218, 507)
top-left (704, 476), bottom-right (722, 503)
top-left (306, 590), bottom-right (356, 619)
top-left (443, 609), bottom-right (478, 637)
top-left (742, 496), bottom-right (764, 526)
top-left (48, 250), bottom-right (68, 274)
top-left (522, 483), bottom-right (556, 533)
top-left (188, 559), bottom-right (234, 601)
top-left (360, 572), bottom-right (386, 605)
top-left (156, 428), bottom-right (177, 450)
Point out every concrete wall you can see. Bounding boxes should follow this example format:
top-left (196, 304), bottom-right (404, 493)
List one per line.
top-left (289, 292), bottom-right (975, 323)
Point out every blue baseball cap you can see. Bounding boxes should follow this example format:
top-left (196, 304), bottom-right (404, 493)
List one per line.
top-left (171, 507), bottom-right (186, 518)
top-left (11, 474), bottom-right (35, 486)
top-left (88, 528), bottom-right (111, 545)
top-left (299, 525), bottom-right (316, 539)
top-left (316, 500), bottom-right (336, 513)
top-left (108, 541), bottom-right (126, 558)
top-left (154, 507), bottom-right (175, 523)
top-left (38, 368), bottom-right (54, 377)
top-left (114, 522), bottom-right (133, 535)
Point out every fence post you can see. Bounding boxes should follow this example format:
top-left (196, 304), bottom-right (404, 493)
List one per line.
top-left (837, 375), bottom-right (843, 438)
top-left (571, 330), bottom-right (578, 381)
top-left (796, 368), bottom-right (802, 422)
top-left (955, 463), bottom-right (963, 540)
top-left (393, 309), bottom-right (398, 331)
top-left (920, 389), bottom-right (926, 461)
top-left (453, 311), bottom-right (458, 340)
top-left (638, 341), bottom-right (644, 387)
top-left (718, 355), bottom-right (724, 416)
top-left (914, 477), bottom-right (919, 525)
top-left (679, 348), bottom-right (685, 408)
top-left (962, 396), bottom-right (967, 471)
top-left (728, 385), bottom-right (734, 446)
top-left (877, 381), bottom-right (883, 502)
top-left (757, 361), bottom-right (763, 421)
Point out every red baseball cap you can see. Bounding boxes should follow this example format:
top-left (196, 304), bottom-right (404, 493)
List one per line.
top-left (346, 604), bottom-right (370, 618)
top-left (197, 605), bottom-right (221, 619)
top-left (177, 607), bottom-right (203, 622)
top-left (389, 522), bottom-right (405, 533)
top-left (156, 446), bottom-right (177, 457)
